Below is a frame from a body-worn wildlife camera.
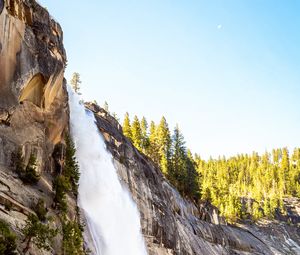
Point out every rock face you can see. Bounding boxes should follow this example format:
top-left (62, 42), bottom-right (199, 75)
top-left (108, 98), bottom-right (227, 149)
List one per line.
top-left (0, 0), bottom-right (68, 166)
top-left (0, 0), bottom-right (72, 253)
top-left (87, 103), bottom-right (300, 255)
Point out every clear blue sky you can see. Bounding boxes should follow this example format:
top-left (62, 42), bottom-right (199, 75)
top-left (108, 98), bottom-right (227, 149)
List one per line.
top-left (40, 0), bottom-right (300, 159)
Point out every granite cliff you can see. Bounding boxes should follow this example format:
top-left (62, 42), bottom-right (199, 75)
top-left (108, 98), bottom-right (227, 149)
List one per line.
top-left (0, 0), bottom-right (75, 254)
top-left (0, 0), bottom-right (299, 254)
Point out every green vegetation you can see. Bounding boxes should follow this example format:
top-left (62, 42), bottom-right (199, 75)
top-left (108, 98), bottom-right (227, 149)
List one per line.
top-left (70, 72), bottom-right (82, 94)
top-left (197, 148), bottom-right (300, 222)
top-left (122, 114), bottom-right (300, 222)
top-left (22, 154), bottom-right (40, 184)
top-left (62, 220), bottom-right (84, 255)
top-left (9, 137), bottom-right (84, 253)
top-left (21, 214), bottom-right (57, 254)
top-left (64, 135), bottom-right (80, 195)
top-left (34, 199), bottom-right (48, 222)
top-left (122, 115), bottom-right (199, 200)
top-left (103, 101), bottom-right (109, 113)
top-left (51, 134), bottom-right (85, 254)
top-left (123, 112), bottom-right (132, 141)
top-left (0, 220), bottom-right (17, 255)
top-left (12, 150), bottom-right (40, 184)
top-left (131, 116), bottom-right (143, 151)
top-left (53, 175), bottom-right (70, 213)
top-left (53, 134), bottom-right (80, 212)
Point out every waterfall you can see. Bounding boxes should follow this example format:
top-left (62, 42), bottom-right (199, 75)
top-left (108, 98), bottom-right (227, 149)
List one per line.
top-left (68, 87), bottom-right (148, 255)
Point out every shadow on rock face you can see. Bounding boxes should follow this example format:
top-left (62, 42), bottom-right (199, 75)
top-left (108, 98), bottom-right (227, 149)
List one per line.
top-left (0, 0), bottom-right (3, 15)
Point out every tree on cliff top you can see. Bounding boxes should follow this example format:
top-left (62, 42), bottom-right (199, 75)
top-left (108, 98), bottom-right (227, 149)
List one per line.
top-left (70, 72), bottom-right (81, 94)
top-left (103, 101), bottom-right (109, 113)
top-left (122, 112), bottom-right (132, 141)
top-left (157, 117), bottom-right (171, 175)
top-left (131, 116), bottom-right (143, 151)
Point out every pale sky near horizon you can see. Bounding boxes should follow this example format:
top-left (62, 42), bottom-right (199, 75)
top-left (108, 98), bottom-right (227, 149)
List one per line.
top-left (40, 0), bottom-right (300, 159)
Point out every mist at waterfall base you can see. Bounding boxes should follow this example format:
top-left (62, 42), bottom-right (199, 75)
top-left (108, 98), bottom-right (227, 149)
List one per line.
top-left (68, 87), bottom-right (148, 255)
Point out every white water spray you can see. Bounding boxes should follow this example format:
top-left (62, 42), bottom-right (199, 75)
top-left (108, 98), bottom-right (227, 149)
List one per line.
top-left (68, 88), bottom-right (148, 255)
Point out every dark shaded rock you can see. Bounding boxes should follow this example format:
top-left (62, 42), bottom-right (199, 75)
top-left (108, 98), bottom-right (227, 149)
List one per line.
top-left (0, 0), bottom-right (3, 15)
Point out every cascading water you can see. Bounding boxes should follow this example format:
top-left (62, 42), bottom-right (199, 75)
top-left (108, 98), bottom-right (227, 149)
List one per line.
top-left (68, 87), bottom-right (148, 255)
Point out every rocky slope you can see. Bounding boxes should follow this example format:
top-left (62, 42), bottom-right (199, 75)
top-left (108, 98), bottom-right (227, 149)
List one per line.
top-left (86, 103), bottom-right (300, 255)
top-left (0, 0), bottom-right (74, 254)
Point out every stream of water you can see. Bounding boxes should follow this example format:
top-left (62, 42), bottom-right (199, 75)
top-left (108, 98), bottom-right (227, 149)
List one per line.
top-left (68, 87), bottom-right (147, 255)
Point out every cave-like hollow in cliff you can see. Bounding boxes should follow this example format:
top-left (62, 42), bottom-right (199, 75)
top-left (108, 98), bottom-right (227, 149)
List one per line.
top-left (19, 73), bottom-right (48, 107)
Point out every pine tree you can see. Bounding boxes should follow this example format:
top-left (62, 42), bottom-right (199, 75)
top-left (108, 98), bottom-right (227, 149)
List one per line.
top-left (52, 175), bottom-right (71, 213)
top-left (156, 117), bottom-right (171, 175)
top-left (34, 199), bottom-right (47, 222)
top-left (22, 214), bottom-right (57, 253)
top-left (148, 121), bottom-right (160, 164)
top-left (23, 154), bottom-right (40, 184)
top-left (70, 73), bottom-right (81, 94)
top-left (62, 221), bottom-right (84, 255)
top-left (122, 112), bottom-right (132, 141)
top-left (64, 135), bottom-right (80, 195)
top-left (170, 125), bottom-right (186, 192)
top-left (140, 117), bottom-right (150, 153)
top-left (103, 101), bottom-right (109, 113)
top-left (0, 220), bottom-right (17, 255)
top-left (185, 150), bottom-right (199, 199)
top-left (279, 148), bottom-right (289, 193)
top-left (131, 116), bottom-right (143, 151)
top-left (291, 148), bottom-right (300, 196)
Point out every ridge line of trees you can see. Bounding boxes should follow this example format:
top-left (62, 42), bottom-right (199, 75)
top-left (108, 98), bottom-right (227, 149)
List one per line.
top-left (122, 113), bottom-right (300, 222)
